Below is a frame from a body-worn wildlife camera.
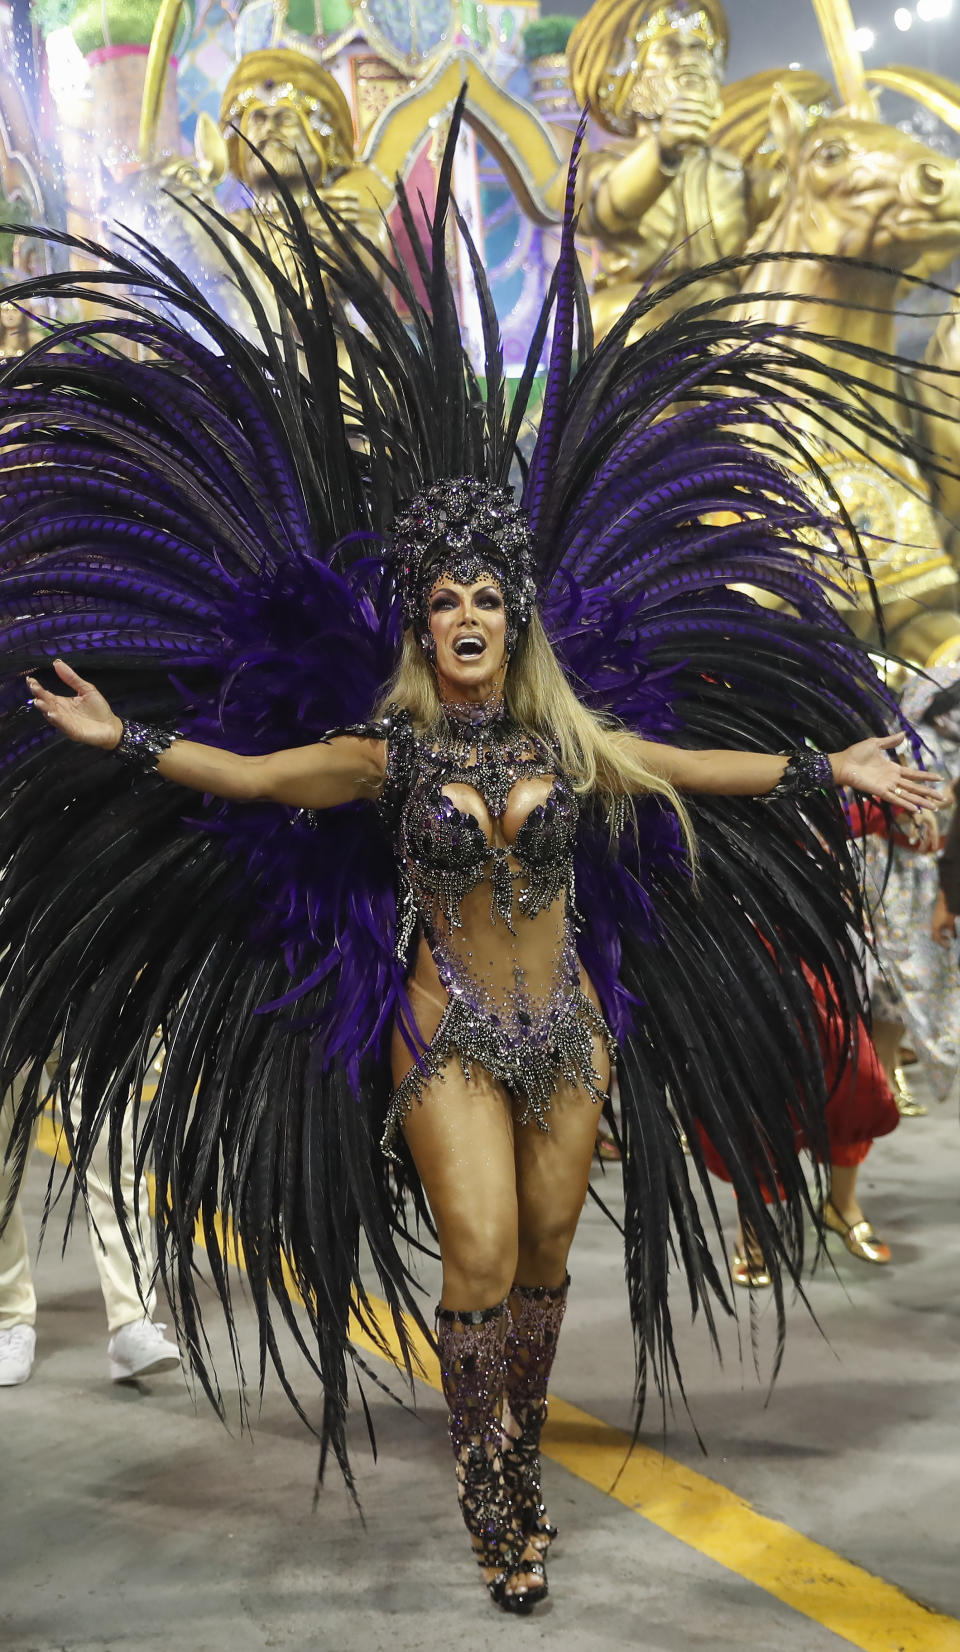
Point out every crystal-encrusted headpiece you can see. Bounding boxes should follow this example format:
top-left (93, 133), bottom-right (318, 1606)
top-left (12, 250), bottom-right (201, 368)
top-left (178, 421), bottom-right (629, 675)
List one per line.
top-left (390, 477), bottom-right (537, 635)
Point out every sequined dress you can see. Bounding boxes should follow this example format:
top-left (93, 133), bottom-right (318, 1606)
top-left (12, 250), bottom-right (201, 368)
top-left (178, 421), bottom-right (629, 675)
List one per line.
top-left (862, 668), bottom-right (960, 1107)
top-left (365, 707), bottom-right (614, 1155)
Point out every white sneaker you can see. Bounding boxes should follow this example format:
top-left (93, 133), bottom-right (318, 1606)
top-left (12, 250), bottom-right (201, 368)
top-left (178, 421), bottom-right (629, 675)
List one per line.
top-left (108, 1317), bottom-right (181, 1383)
top-left (0, 1323), bottom-right (37, 1386)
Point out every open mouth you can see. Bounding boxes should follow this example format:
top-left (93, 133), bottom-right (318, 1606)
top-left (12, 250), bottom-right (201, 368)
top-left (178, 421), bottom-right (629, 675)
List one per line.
top-left (453, 635), bottom-right (486, 658)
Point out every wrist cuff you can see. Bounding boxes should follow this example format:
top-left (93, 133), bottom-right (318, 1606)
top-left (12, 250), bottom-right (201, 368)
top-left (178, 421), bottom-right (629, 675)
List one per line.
top-left (765, 747), bottom-right (834, 801)
top-left (114, 721), bottom-right (180, 771)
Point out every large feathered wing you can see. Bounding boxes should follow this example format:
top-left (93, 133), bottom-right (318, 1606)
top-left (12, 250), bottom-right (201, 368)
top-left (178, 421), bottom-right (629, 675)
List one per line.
top-left (530, 271), bottom-right (926, 1408)
top-left (0, 92), bottom-right (550, 1476)
top-left (0, 233), bottom-right (435, 1481)
top-left (0, 98), bottom-right (553, 1470)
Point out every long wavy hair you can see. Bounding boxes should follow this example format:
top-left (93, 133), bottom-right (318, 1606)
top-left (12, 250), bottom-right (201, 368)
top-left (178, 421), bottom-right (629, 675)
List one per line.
top-left (375, 612), bottom-right (696, 856)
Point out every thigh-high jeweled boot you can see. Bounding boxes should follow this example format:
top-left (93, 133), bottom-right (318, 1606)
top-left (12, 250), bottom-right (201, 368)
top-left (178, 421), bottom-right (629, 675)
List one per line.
top-left (502, 1275), bottom-right (569, 1555)
top-left (436, 1300), bottom-right (548, 1613)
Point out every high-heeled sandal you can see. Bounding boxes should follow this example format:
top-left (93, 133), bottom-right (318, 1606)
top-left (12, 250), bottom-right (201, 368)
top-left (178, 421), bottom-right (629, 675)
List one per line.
top-left (730, 1225), bottom-right (771, 1289)
top-left (436, 1301), bottom-right (549, 1613)
top-left (730, 1248), bottom-right (772, 1288)
top-left (893, 1064), bottom-right (927, 1118)
top-left (503, 1276), bottom-right (568, 1556)
top-left (456, 1440), bottom-right (547, 1611)
top-left (822, 1199), bottom-right (892, 1265)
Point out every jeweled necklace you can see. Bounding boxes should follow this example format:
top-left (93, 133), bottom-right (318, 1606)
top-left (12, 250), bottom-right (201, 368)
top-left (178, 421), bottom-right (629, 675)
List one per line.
top-left (440, 688), bottom-right (506, 729)
top-left (435, 692), bottom-right (539, 818)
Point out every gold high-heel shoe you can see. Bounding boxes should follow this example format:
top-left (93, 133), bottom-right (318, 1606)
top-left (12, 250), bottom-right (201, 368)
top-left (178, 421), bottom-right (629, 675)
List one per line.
top-left (730, 1240), bottom-right (771, 1289)
top-left (822, 1200), bottom-right (892, 1264)
top-left (595, 1128), bottom-right (621, 1162)
top-left (893, 1065), bottom-right (927, 1118)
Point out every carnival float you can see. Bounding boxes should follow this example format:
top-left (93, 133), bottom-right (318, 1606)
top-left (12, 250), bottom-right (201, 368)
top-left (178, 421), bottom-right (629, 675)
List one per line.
top-left (2, 0), bottom-right (960, 662)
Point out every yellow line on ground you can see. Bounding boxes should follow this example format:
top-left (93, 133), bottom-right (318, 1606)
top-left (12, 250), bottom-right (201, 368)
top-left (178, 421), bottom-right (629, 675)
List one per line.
top-left (345, 1295), bottom-right (960, 1652)
top-left (545, 1397), bottom-right (960, 1652)
top-left (35, 1114), bottom-right (960, 1652)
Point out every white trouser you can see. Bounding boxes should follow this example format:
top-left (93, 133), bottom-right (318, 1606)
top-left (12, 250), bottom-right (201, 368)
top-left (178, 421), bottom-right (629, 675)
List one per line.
top-left (0, 1069), bottom-right (157, 1333)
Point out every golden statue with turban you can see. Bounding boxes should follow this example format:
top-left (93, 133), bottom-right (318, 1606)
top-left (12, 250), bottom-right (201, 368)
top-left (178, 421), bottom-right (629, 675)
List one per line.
top-left (568, 0), bottom-right (773, 338)
top-left (218, 49), bottom-right (390, 282)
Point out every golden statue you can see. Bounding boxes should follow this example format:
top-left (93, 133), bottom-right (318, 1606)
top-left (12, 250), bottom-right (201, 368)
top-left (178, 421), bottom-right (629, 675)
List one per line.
top-left (133, 19), bottom-right (570, 328)
top-left (123, 44), bottom-right (396, 340)
top-left (218, 50), bottom-right (391, 279)
top-left (570, 0), bottom-right (960, 664)
top-left (568, 0), bottom-right (766, 337)
top-left (919, 302), bottom-right (960, 577)
top-left (727, 0), bottom-right (960, 671)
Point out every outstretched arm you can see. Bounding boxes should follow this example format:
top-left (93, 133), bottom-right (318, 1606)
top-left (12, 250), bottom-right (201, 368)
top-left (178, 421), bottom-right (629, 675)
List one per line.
top-left (26, 659), bottom-right (386, 810)
top-left (623, 731), bottom-right (943, 812)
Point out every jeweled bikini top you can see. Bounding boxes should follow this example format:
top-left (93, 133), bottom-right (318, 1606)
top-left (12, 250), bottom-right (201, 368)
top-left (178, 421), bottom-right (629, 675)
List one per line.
top-left (378, 705), bottom-right (579, 941)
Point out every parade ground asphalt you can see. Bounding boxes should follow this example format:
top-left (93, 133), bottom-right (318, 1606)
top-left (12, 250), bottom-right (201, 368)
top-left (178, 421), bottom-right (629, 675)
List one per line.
top-left (1, 1079), bottom-right (958, 1652)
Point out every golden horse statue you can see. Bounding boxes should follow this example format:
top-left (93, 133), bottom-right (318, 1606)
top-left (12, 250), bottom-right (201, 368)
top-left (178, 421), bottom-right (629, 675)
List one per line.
top-left (735, 92), bottom-right (960, 666)
top-left (567, 0), bottom-right (837, 340)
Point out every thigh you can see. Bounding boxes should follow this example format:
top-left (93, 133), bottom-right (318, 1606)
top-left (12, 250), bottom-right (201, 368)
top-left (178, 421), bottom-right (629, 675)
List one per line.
top-left (513, 1081), bottom-right (604, 1242)
top-left (513, 1024), bottom-right (611, 1252)
top-left (400, 1054), bottom-right (520, 1306)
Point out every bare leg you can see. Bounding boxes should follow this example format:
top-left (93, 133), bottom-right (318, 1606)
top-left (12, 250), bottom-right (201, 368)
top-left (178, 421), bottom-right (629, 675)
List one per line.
top-left (828, 1163), bottom-right (864, 1226)
top-left (872, 1013), bottom-right (927, 1115)
top-left (513, 1075), bottom-right (607, 1291)
top-left (871, 1016), bottom-right (905, 1091)
top-left (400, 1059), bottom-right (544, 1605)
top-left (400, 1059), bottom-right (519, 1309)
top-left (504, 1042), bottom-right (610, 1551)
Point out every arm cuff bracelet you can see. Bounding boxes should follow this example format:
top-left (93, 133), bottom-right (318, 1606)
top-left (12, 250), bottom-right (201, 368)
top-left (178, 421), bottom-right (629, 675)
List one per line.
top-left (114, 720), bottom-right (180, 770)
top-left (765, 746), bottom-right (834, 800)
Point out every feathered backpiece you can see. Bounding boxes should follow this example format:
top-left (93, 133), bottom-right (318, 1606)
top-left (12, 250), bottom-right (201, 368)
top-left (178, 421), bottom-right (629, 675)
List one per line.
top-left (0, 96), bottom-right (935, 1470)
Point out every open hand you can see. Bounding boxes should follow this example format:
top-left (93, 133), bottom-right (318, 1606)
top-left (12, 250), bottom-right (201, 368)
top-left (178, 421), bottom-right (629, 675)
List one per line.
top-left (25, 659), bottom-right (122, 750)
top-left (833, 732), bottom-right (945, 812)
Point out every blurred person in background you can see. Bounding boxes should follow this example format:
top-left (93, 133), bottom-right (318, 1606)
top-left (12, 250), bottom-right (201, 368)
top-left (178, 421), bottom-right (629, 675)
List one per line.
top-left (0, 1057), bottom-right (180, 1387)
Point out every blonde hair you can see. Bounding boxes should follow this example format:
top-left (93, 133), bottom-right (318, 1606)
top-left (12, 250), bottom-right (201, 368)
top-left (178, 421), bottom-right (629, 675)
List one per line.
top-left (375, 613), bottom-right (696, 858)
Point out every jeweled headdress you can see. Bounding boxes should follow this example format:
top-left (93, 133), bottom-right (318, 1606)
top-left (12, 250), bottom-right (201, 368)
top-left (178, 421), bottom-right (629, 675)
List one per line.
top-left (633, 1), bottom-right (725, 56)
top-left (389, 477), bottom-right (537, 636)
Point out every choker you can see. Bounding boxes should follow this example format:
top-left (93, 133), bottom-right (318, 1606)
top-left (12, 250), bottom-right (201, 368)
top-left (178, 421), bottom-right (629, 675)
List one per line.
top-left (439, 692), bottom-right (507, 732)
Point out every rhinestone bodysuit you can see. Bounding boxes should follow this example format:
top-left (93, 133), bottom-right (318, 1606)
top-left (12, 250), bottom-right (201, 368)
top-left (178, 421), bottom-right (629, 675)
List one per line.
top-left (374, 705), bottom-right (614, 1156)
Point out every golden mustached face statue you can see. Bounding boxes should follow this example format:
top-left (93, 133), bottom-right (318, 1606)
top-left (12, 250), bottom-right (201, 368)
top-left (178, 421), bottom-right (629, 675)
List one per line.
top-left (569, 0), bottom-right (728, 136)
top-left (219, 51), bottom-right (356, 191)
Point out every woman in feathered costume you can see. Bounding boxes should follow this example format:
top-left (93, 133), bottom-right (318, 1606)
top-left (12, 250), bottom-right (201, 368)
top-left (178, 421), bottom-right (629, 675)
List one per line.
top-left (0, 115), bottom-right (942, 1611)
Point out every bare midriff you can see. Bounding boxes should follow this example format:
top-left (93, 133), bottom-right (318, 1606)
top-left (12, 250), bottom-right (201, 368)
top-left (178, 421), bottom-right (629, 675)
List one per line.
top-left (390, 868), bottom-right (602, 1089)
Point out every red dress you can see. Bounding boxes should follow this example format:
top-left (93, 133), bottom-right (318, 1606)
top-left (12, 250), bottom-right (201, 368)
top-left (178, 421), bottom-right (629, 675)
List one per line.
top-left (699, 927), bottom-right (899, 1189)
